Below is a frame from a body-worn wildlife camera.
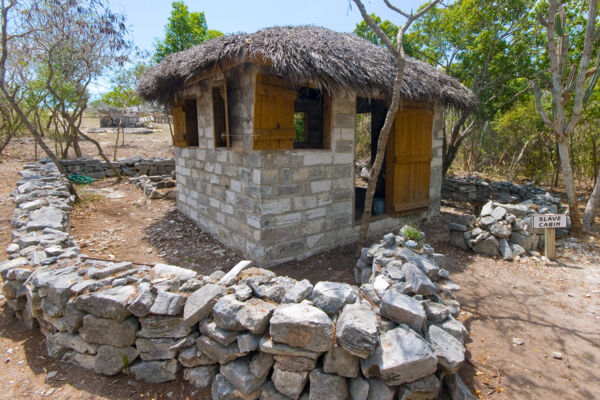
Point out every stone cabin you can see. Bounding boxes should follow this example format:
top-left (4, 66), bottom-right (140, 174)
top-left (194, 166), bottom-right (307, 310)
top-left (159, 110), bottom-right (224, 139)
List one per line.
top-left (138, 26), bottom-right (476, 267)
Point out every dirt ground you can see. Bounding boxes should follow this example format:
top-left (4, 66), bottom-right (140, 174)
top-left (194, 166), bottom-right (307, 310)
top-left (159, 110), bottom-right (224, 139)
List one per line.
top-left (0, 129), bottom-right (599, 399)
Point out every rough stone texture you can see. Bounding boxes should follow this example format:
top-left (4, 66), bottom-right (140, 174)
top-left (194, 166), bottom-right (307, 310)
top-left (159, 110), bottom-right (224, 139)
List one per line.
top-left (237, 297), bottom-right (277, 335)
top-left (130, 359), bottom-right (180, 383)
top-left (79, 315), bottom-right (138, 347)
top-left (269, 304), bottom-right (333, 352)
top-left (401, 263), bottom-right (438, 296)
top-left (367, 379), bottom-right (396, 400)
top-left (349, 376), bottom-right (369, 400)
top-left (273, 356), bottom-right (316, 372)
top-left (308, 369), bottom-right (349, 400)
top-left (200, 319), bottom-right (239, 346)
top-left (310, 281), bottom-right (356, 315)
top-left (361, 326), bottom-right (437, 385)
top-left (336, 303), bottom-right (379, 358)
top-left (136, 337), bottom-right (178, 360)
top-left (427, 325), bottom-right (465, 373)
top-left (282, 279), bottom-right (313, 303)
top-left (183, 283), bottom-right (226, 326)
top-left (259, 338), bottom-right (321, 359)
top-left (272, 365), bottom-right (308, 399)
top-left (184, 365), bottom-right (219, 388)
top-left (196, 335), bottom-right (247, 364)
top-left (221, 357), bottom-right (269, 395)
top-left (380, 289), bottom-right (426, 331)
top-left (95, 345), bottom-right (139, 375)
top-left (323, 345), bottom-right (359, 378)
top-left (74, 285), bottom-right (136, 321)
top-left (150, 289), bottom-right (186, 316)
top-left (397, 374), bottom-right (440, 400)
top-left (138, 315), bottom-right (191, 338)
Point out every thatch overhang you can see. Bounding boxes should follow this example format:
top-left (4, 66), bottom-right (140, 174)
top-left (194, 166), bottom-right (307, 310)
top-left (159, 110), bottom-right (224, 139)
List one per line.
top-left (138, 26), bottom-right (477, 110)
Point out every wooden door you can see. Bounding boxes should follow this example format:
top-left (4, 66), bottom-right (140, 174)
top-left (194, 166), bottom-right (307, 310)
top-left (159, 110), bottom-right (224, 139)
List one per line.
top-left (387, 107), bottom-right (433, 212)
top-left (172, 102), bottom-right (187, 147)
top-left (253, 74), bottom-right (297, 150)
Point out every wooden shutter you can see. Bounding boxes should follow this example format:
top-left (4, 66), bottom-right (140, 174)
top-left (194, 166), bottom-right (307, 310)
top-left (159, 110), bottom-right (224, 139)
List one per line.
top-left (253, 74), bottom-right (297, 150)
top-left (387, 108), bottom-right (433, 212)
top-left (172, 102), bottom-right (187, 147)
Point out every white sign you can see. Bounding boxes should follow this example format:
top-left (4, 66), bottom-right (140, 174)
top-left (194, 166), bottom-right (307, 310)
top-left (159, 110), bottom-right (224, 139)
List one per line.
top-left (532, 214), bottom-right (567, 229)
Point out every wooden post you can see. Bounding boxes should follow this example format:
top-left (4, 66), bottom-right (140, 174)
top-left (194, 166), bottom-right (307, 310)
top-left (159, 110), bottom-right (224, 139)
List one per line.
top-left (544, 227), bottom-right (556, 259)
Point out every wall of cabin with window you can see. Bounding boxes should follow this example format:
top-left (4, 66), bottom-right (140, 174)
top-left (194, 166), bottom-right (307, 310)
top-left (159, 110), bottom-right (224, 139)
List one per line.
top-left (172, 62), bottom-right (444, 266)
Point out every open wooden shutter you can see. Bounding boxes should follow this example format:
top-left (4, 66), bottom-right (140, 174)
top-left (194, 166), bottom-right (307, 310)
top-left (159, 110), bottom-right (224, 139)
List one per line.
top-left (388, 108), bottom-right (433, 212)
top-left (172, 102), bottom-right (187, 147)
top-left (253, 74), bottom-right (297, 150)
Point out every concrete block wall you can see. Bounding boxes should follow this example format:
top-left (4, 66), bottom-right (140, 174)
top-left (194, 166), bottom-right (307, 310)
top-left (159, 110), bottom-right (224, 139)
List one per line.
top-left (174, 63), bottom-right (445, 266)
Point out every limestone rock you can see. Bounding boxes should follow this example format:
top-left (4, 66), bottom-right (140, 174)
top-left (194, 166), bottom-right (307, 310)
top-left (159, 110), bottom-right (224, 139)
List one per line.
top-left (196, 335), bottom-right (247, 365)
top-left (130, 359), bottom-right (180, 383)
top-left (269, 303), bottom-right (333, 353)
top-left (367, 379), bottom-right (395, 400)
top-left (149, 289), bottom-right (186, 316)
top-left (472, 236), bottom-right (500, 257)
top-left (213, 294), bottom-right (246, 331)
top-left (138, 315), bottom-right (191, 338)
top-left (184, 364), bottom-right (218, 388)
top-left (74, 285), bottom-right (136, 321)
top-left (311, 281), bottom-right (357, 315)
top-left (136, 337), bottom-right (178, 360)
top-left (272, 365), bottom-right (308, 399)
top-left (95, 345), bottom-right (139, 375)
top-left (380, 289), bottom-right (426, 331)
top-left (200, 319), bottom-right (239, 346)
top-left (323, 345), bottom-right (359, 378)
top-left (183, 283), bottom-right (226, 326)
top-left (79, 315), bottom-right (138, 347)
top-left (259, 338), bottom-right (321, 359)
top-left (282, 279), bottom-right (313, 303)
top-left (349, 376), bottom-right (369, 400)
top-left (427, 325), bottom-right (465, 373)
top-left (402, 263), bottom-right (438, 296)
top-left (361, 326), bottom-right (437, 385)
top-left (178, 346), bottom-right (216, 367)
top-left (336, 303), bottom-right (379, 359)
top-left (397, 374), bottom-right (440, 400)
top-left (221, 357), bottom-right (269, 395)
top-left (274, 356), bottom-right (316, 372)
top-left (308, 369), bottom-right (349, 400)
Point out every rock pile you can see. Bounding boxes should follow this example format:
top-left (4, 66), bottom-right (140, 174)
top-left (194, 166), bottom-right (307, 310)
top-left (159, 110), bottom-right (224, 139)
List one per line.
top-left (60, 156), bottom-right (175, 179)
top-left (443, 175), bottom-right (550, 204)
top-left (1, 161), bottom-right (474, 399)
top-left (128, 175), bottom-right (176, 200)
top-left (449, 197), bottom-right (567, 261)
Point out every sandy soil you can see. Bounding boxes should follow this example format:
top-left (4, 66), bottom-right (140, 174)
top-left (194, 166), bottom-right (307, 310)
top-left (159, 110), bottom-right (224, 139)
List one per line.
top-left (0, 130), bottom-right (599, 399)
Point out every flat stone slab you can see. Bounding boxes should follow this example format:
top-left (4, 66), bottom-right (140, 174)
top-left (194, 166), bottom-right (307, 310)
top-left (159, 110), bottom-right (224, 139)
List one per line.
top-left (427, 325), bottom-right (465, 373)
top-left (130, 359), bottom-right (180, 383)
top-left (259, 338), bottom-right (322, 359)
top-left (270, 303), bottom-right (333, 353)
top-left (79, 315), bottom-right (138, 347)
top-left (137, 315), bottom-right (191, 338)
top-left (361, 326), bottom-right (437, 385)
top-left (152, 263), bottom-right (197, 281)
top-left (182, 283), bottom-right (226, 326)
top-left (149, 289), bottom-right (186, 316)
top-left (380, 288), bottom-right (426, 331)
top-left (74, 285), bottom-right (137, 321)
top-left (196, 335), bottom-right (247, 365)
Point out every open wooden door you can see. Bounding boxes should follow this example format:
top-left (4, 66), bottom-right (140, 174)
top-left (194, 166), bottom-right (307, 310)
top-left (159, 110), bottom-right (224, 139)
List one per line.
top-left (253, 74), bottom-right (297, 150)
top-left (386, 107), bottom-right (434, 213)
top-left (172, 101), bottom-right (187, 147)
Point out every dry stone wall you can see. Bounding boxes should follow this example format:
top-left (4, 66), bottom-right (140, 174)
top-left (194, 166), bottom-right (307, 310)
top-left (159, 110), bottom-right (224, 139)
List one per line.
top-left (60, 156), bottom-right (175, 179)
top-left (443, 175), bottom-right (549, 204)
top-left (1, 161), bottom-right (474, 400)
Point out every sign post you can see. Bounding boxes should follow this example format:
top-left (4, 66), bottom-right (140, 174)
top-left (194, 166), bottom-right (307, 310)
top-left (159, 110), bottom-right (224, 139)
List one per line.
top-left (532, 214), bottom-right (567, 259)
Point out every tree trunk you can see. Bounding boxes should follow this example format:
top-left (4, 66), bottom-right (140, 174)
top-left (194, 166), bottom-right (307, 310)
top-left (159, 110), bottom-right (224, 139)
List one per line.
top-left (165, 108), bottom-right (174, 142)
top-left (558, 139), bottom-right (581, 233)
top-left (508, 139), bottom-right (530, 180)
top-left (72, 125), bottom-right (82, 157)
top-left (583, 171), bottom-right (600, 232)
top-left (113, 125), bottom-right (120, 161)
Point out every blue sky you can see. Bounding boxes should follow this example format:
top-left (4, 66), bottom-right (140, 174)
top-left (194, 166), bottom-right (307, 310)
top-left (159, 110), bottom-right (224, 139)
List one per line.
top-left (92, 0), bottom-right (425, 95)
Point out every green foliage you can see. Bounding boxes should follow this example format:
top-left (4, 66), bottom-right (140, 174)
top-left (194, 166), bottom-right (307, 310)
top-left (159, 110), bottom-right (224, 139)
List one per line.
top-left (154, 1), bottom-right (220, 62)
top-left (354, 13), bottom-right (399, 48)
top-left (294, 112), bottom-right (305, 142)
top-left (102, 63), bottom-right (146, 110)
top-left (401, 224), bottom-right (423, 242)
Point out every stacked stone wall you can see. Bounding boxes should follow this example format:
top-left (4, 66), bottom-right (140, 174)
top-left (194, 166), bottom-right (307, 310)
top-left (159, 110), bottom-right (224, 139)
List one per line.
top-left (60, 156), bottom-right (175, 179)
top-left (0, 160), bottom-right (474, 400)
top-left (442, 175), bottom-right (549, 204)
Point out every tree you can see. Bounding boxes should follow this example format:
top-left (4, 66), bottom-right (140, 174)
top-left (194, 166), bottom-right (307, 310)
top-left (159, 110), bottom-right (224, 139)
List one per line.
top-left (154, 1), bottom-right (221, 62)
top-left (354, 14), bottom-right (399, 48)
top-left (533, 0), bottom-right (600, 233)
top-left (102, 63), bottom-right (146, 160)
top-left (0, 0), bottom-right (130, 191)
top-left (407, 0), bottom-right (538, 176)
top-left (352, 0), bottom-right (441, 255)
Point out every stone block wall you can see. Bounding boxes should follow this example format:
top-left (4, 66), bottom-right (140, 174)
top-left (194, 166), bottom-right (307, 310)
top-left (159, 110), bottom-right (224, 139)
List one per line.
top-left (60, 156), bottom-right (175, 179)
top-left (173, 64), bottom-right (445, 266)
top-left (1, 161), bottom-right (473, 400)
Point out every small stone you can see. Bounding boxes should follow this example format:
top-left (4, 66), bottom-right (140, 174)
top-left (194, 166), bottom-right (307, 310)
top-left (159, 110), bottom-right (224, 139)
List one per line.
top-left (424, 302), bottom-right (449, 323)
top-left (308, 369), bottom-right (349, 400)
top-left (512, 337), bottom-right (525, 346)
top-left (129, 359), bottom-right (180, 383)
top-left (183, 365), bottom-right (218, 388)
top-left (212, 294), bottom-right (245, 331)
top-left (397, 374), bottom-right (440, 400)
top-left (128, 286), bottom-right (155, 317)
top-left (402, 263), bottom-right (438, 296)
top-left (149, 289), bottom-right (186, 316)
top-left (552, 352), bottom-right (562, 359)
top-left (233, 284), bottom-right (253, 301)
top-left (323, 345), bottom-right (359, 378)
top-left (269, 303), bottom-right (333, 353)
top-left (380, 289), bottom-right (426, 331)
top-left (310, 281), bottom-right (356, 315)
top-left (237, 297), bottom-right (277, 335)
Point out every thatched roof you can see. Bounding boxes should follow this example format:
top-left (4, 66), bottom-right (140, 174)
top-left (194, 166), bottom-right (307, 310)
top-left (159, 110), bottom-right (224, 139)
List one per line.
top-left (138, 26), bottom-right (477, 110)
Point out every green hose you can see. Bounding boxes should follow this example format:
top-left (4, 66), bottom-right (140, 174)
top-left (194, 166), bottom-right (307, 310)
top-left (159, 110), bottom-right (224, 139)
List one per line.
top-left (69, 173), bottom-right (95, 185)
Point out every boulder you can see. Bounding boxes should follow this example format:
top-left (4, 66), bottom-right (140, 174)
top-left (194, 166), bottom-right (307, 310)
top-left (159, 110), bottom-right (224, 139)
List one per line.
top-left (336, 303), bottom-right (379, 358)
top-left (380, 289), bottom-right (426, 331)
top-left (472, 236), bottom-right (500, 257)
top-left (310, 281), bottom-right (356, 315)
top-left (269, 304), bottom-right (333, 353)
top-left (360, 326), bottom-right (437, 385)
